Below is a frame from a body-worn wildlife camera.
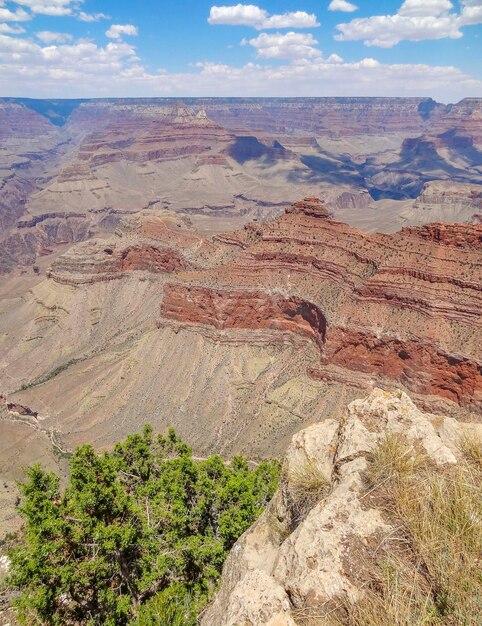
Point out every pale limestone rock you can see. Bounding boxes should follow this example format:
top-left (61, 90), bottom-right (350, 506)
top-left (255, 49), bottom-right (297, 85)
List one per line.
top-left (202, 389), bottom-right (476, 626)
top-left (223, 570), bottom-right (293, 626)
top-left (284, 419), bottom-right (338, 483)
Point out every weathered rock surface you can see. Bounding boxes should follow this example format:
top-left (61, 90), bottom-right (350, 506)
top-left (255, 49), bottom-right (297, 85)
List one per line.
top-left (161, 198), bottom-right (482, 412)
top-left (403, 180), bottom-right (482, 225)
top-left (202, 389), bottom-right (482, 626)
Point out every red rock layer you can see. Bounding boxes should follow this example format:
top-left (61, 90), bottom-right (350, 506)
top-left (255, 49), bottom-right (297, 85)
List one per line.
top-left (162, 285), bottom-right (327, 349)
top-left (159, 198), bottom-right (482, 411)
top-left (119, 246), bottom-right (185, 273)
top-left (401, 222), bottom-right (482, 247)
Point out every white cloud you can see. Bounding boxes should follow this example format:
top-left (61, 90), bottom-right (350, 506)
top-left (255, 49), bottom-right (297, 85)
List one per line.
top-left (105, 24), bottom-right (139, 40)
top-left (398, 0), bottom-right (454, 17)
top-left (328, 0), bottom-right (358, 13)
top-left (1, 31), bottom-right (479, 103)
top-left (37, 30), bottom-right (73, 43)
top-left (0, 6), bottom-right (30, 21)
top-left (246, 31), bottom-right (321, 61)
top-left (460, 0), bottom-right (482, 25)
top-left (398, 0), bottom-right (453, 17)
top-left (15, 0), bottom-right (77, 16)
top-left (335, 0), bottom-right (482, 47)
top-left (336, 14), bottom-right (463, 46)
top-left (0, 23), bottom-right (25, 33)
top-left (0, 32), bottom-right (138, 71)
top-left (77, 11), bottom-right (110, 22)
top-left (208, 4), bottom-right (319, 29)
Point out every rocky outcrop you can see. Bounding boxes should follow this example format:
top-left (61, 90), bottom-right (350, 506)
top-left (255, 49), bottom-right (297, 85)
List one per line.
top-left (75, 104), bottom-right (234, 166)
top-left (409, 180), bottom-right (482, 225)
top-left (202, 389), bottom-right (482, 626)
top-left (162, 286), bottom-right (327, 349)
top-left (45, 214), bottom-right (204, 284)
top-left (160, 198), bottom-right (482, 411)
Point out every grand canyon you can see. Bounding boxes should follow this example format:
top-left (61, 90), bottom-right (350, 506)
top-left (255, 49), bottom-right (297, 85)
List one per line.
top-left (1, 95), bottom-right (481, 625)
top-left (1, 94), bottom-right (482, 511)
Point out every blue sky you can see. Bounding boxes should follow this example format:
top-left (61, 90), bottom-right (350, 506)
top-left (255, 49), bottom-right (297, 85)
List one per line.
top-left (0, 0), bottom-right (481, 101)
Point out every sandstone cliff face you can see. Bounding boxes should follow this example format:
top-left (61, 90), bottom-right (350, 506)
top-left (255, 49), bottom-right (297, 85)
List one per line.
top-left (161, 198), bottom-right (482, 412)
top-left (202, 388), bottom-right (482, 626)
top-left (203, 97), bottom-right (445, 136)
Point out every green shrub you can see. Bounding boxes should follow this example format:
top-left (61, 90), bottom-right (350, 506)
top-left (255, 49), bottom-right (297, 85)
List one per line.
top-left (8, 425), bottom-right (280, 625)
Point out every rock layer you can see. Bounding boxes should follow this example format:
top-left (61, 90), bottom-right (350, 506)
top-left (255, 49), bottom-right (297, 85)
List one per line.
top-left (160, 198), bottom-right (482, 411)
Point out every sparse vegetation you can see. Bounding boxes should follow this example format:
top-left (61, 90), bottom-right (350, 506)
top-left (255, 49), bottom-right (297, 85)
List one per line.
top-left (17, 357), bottom-right (84, 392)
top-left (7, 425), bottom-right (280, 625)
top-left (287, 459), bottom-right (331, 525)
top-left (317, 433), bottom-right (482, 626)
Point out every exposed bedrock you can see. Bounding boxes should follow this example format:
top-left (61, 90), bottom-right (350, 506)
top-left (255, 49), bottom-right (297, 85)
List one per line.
top-left (161, 286), bottom-right (327, 349)
top-left (162, 285), bottom-right (481, 410)
top-left (119, 245), bottom-right (186, 273)
top-left (159, 197), bottom-right (482, 412)
top-left (320, 329), bottom-right (481, 407)
top-left (202, 389), bottom-right (482, 626)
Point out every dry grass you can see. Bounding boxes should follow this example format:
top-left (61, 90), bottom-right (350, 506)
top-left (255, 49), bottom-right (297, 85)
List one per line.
top-left (300, 433), bottom-right (482, 626)
top-left (287, 460), bottom-right (331, 526)
top-left (459, 431), bottom-right (482, 470)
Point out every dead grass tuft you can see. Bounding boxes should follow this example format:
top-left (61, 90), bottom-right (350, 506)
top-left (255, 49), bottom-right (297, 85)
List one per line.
top-left (287, 460), bottom-right (331, 526)
top-left (304, 433), bottom-right (482, 625)
top-left (459, 431), bottom-right (482, 470)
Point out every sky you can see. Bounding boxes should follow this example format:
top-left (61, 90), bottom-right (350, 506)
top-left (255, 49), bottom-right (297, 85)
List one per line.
top-left (0, 0), bottom-right (481, 101)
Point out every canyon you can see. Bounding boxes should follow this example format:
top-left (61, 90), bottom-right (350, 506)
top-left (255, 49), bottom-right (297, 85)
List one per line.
top-left (0, 97), bottom-right (481, 538)
top-left (0, 194), bottom-right (480, 535)
top-left (1, 96), bottom-right (481, 275)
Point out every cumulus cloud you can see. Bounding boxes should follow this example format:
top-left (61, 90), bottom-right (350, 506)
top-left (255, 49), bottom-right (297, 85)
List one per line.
top-left (334, 0), bottom-right (482, 47)
top-left (245, 31), bottom-right (321, 61)
top-left (77, 11), bottom-right (110, 22)
top-left (336, 14), bottom-right (462, 46)
top-left (15, 0), bottom-right (77, 16)
top-left (105, 24), bottom-right (139, 40)
top-left (328, 0), bottom-right (358, 13)
top-left (0, 23), bottom-right (25, 33)
top-left (0, 33), bottom-right (139, 84)
top-left (37, 30), bottom-right (73, 43)
top-left (208, 4), bottom-right (319, 29)
top-left (0, 6), bottom-right (30, 21)
top-left (0, 29), bottom-right (480, 103)
top-left (398, 0), bottom-right (453, 17)
top-left (460, 0), bottom-right (482, 25)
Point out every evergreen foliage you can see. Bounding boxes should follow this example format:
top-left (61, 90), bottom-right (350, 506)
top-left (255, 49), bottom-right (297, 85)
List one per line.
top-left (8, 426), bottom-right (280, 625)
